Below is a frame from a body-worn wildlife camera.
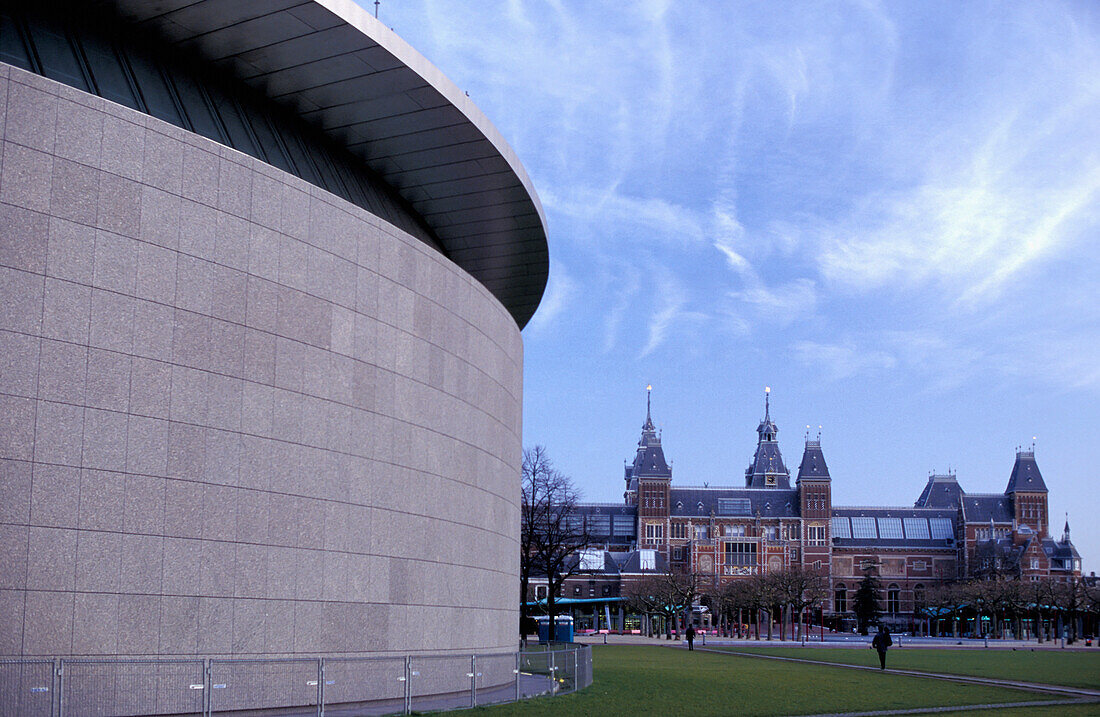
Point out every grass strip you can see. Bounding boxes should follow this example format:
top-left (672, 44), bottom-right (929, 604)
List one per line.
top-left (466, 646), bottom-right (1050, 716)
top-left (717, 646), bottom-right (1100, 690)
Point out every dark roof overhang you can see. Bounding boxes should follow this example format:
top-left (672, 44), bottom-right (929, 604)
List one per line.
top-left (102, 0), bottom-right (548, 328)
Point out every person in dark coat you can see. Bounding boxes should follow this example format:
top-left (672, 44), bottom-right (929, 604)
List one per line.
top-left (686, 624), bottom-right (696, 651)
top-left (871, 625), bottom-right (892, 669)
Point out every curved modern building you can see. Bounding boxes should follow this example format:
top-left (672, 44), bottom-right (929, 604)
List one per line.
top-left (0, 0), bottom-right (545, 672)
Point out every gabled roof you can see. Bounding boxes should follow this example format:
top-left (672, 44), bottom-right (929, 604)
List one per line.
top-left (1005, 450), bottom-right (1048, 494)
top-left (1044, 538), bottom-right (1081, 561)
top-left (915, 473), bottom-right (965, 508)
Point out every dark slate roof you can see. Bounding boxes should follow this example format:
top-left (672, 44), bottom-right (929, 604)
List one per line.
top-left (796, 439), bottom-right (830, 482)
top-left (627, 394), bottom-right (671, 480)
top-left (744, 392), bottom-right (791, 488)
top-left (832, 507), bottom-right (957, 519)
top-left (670, 488), bottom-right (800, 518)
top-left (1044, 538), bottom-right (1081, 561)
top-left (1005, 450), bottom-right (1048, 494)
top-left (961, 494), bottom-right (1014, 523)
top-left (745, 441), bottom-right (789, 488)
top-left (914, 473), bottom-right (965, 508)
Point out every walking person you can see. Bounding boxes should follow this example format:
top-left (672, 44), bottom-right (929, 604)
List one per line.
top-left (871, 625), bottom-right (892, 670)
top-left (686, 624), bottom-right (696, 651)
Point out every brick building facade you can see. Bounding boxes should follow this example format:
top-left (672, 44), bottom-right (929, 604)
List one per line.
top-left (555, 389), bottom-right (1082, 626)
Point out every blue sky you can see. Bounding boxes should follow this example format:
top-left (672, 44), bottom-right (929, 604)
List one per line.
top-left (367, 1), bottom-right (1100, 572)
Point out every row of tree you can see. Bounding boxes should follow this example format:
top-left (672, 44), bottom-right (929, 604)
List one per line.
top-left (623, 566), bottom-right (832, 641)
top-left (918, 574), bottom-right (1100, 642)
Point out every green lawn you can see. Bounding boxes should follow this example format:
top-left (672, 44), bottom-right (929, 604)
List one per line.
top-left (462, 645), bottom-right (1066, 716)
top-left (719, 646), bottom-right (1100, 690)
top-left (934, 705), bottom-right (1100, 717)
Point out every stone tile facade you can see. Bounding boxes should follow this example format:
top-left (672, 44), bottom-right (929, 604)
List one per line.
top-left (0, 63), bottom-right (522, 658)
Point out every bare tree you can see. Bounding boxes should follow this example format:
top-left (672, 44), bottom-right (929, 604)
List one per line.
top-left (723, 579), bottom-right (763, 639)
top-left (521, 446), bottom-right (589, 641)
top-left (1022, 577), bottom-right (1053, 643)
top-left (774, 566), bottom-right (828, 642)
top-left (1051, 577), bottom-right (1085, 643)
top-left (623, 567), bottom-right (699, 639)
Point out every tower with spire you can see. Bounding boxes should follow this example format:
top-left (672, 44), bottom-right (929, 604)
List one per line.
top-left (625, 386), bottom-right (672, 525)
top-left (745, 388), bottom-right (790, 488)
top-left (1005, 446), bottom-right (1049, 538)
top-left (797, 429), bottom-right (833, 571)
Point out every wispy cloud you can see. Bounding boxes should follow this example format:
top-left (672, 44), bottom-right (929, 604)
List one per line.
top-left (524, 260), bottom-right (577, 335)
top-left (641, 275), bottom-right (686, 357)
top-left (813, 8), bottom-right (1100, 308)
top-left (792, 339), bottom-right (897, 381)
top-left (732, 279), bottom-right (818, 324)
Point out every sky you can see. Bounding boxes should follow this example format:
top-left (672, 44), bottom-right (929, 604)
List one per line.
top-left (366, 1), bottom-right (1100, 573)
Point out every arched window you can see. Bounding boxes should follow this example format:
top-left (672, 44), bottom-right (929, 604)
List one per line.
top-left (834, 584), bottom-right (848, 613)
top-left (887, 584), bottom-right (900, 614)
top-left (913, 583), bottom-right (925, 606)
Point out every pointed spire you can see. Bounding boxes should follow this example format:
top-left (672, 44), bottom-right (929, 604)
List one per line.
top-left (628, 385), bottom-right (670, 478)
top-left (1063, 514), bottom-right (1071, 542)
top-left (747, 387), bottom-right (789, 488)
top-left (756, 387), bottom-right (777, 442)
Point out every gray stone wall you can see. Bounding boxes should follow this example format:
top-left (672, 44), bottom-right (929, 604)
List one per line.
top-left (0, 63), bottom-right (522, 659)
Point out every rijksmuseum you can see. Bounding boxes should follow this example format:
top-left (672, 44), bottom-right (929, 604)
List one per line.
top-left (538, 389), bottom-right (1082, 630)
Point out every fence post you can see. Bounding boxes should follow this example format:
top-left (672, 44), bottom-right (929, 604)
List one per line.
top-left (549, 651), bottom-right (556, 696)
top-left (52, 658), bottom-right (61, 717)
top-left (470, 655), bottom-right (476, 708)
top-left (56, 659), bottom-right (64, 717)
top-left (203, 658), bottom-right (211, 717)
top-left (514, 651), bottom-right (520, 702)
top-left (574, 648), bottom-right (579, 692)
top-left (403, 656), bottom-right (411, 715)
top-left (317, 658), bottom-right (324, 717)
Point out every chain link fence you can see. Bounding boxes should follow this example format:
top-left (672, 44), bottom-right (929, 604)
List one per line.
top-left (0, 644), bottom-right (592, 717)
